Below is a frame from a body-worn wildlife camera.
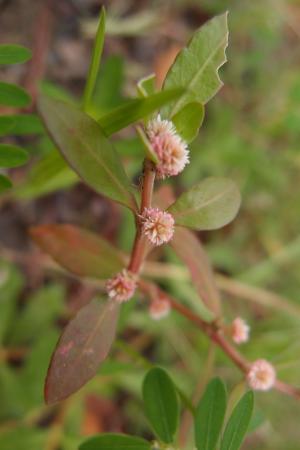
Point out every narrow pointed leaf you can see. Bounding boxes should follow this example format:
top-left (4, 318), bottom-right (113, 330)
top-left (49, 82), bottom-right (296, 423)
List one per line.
top-left (171, 227), bottom-right (220, 316)
top-left (0, 144), bottom-right (29, 168)
top-left (79, 434), bottom-right (151, 450)
top-left (136, 126), bottom-right (159, 163)
top-left (220, 391), bottom-right (254, 450)
top-left (0, 174), bottom-right (12, 193)
top-left (195, 378), bottom-right (227, 450)
top-left (83, 7), bottom-right (106, 111)
top-left (163, 13), bottom-right (228, 116)
top-left (137, 73), bottom-right (156, 97)
top-left (97, 88), bottom-right (184, 136)
top-left (45, 299), bottom-right (119, 404)
top-left (30, 224), bottom-right (125, 279)
top-left (38, 95), bottom-right (138, 211)
top-left (172, 102), bottom-right (204, 143)
top-left (0, 44), bottom-right (32, 64)
top-left (143, 367), bottom-right (179, 443)
top-left (0, 81), bottom-right (31, 107)
top-left (168, 177), bottom-right (241, 230)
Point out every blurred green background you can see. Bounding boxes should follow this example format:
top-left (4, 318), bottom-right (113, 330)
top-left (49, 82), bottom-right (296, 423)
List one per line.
top-left (1, 0), bottom-right (300, 449)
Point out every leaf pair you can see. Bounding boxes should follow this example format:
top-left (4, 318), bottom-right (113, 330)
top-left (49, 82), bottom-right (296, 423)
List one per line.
top-left (195, 378), bottom-right (254, 450)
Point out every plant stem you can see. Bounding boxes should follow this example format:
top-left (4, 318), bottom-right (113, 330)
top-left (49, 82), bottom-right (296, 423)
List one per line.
top-left (128, 159), bottom-right (155, 274)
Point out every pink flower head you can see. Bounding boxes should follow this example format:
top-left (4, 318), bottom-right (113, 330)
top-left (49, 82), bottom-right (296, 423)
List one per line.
top-left (146, 114), bottom-right (189, 178)
top-left (231, 317), bottom-right (250, 344)
top-left (106, 269), bottom-right (136, 303)
top-left (247, 359), bottom-right (276, 391)
top-left (140, 207), bottom-right (175, 246)
top-left (149, 298), bottom-right (171, 320)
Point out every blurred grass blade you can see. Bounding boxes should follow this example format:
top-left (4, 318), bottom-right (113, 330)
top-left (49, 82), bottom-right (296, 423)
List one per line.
top-left (30, 224), bottom-right (125, 279)
top-left (79, 433), bottom-right (151, 450)
top-left (220, 391), bottom-right (254, 450)
top-left (0, 44), bottom-right (32, 65)
top-left (195, 378), bottom-right (227, 450)
top-left (0, 81), bottom-right (31, 107)
top-left (143, 367), bottom-right (179, 443)
top-left (0, 144), bottom-right (29, 168)
top-left (168, 177), bottom-right (241, 230)
top-left (45, 299), bottom-right (119, 404)
top-left (97, 88), bottom-right (184, 136)
top-left (38, 95), bottom-right (138, 211)
top-left (163, 13), bottom-right (228, 116)
top-left (83, 7), bottom-right (106, 111)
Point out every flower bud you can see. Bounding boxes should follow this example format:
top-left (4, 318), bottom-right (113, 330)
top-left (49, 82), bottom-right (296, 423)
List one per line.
top-left (140, 207), bottom-right (175, 246)
top-left (230, 317), bottom-right (250, 344)
top-left (149, 298), bottom-right (171, 320)
top-left (247, 359), bottom-right (276, 391)
top-left (106, 269), bottom-right (136, 303)
top-left (146, 114), bottom-right (189, 178)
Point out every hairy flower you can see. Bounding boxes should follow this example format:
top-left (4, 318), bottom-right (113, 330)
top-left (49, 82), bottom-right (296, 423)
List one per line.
top-left (146, 114), bottom-right (189, 178)
top-left (231, 317), bottom-right (250, 344)
top-left (149, 298), bottom-right (171, 320)
top-left (140, 207), bottom-right (175, 246)
top-left (106, 269), bottom-right (136, 303)
top-left (247, 359), bottom-right (276, 391)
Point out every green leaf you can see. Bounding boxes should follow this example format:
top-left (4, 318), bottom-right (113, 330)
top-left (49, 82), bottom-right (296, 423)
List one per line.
top-left (83, 7), bottom-right (106, 111)
top-left (8, 114), bottom-right (44, 135)
top-left (220, 391), bottom-right (254, 450)
top-left (168, 177), bottom-right (241, 230)
top-left (172, 102), bottom-right (205, 143)
top-left (45, 299), bottom-right (119, 404)
top-left (143, 367), bottom-right (179, 443)
top-left (97, 88), bottom-right (184, 136)
top-left (195, 378), bottom-right (227, 450)
top-left (79, 433), bottom-right (151, 450)
top-left (0, 174), bottom-right (12, 193)
top-left (30, 224), bottom-right (125, 279)
top-left (163, 13), bottom-right (228, 117)
top-left (0, 44), bottom-right (32, 65)
top-left (136, 125), bottom-right (159, 164)
top-left (0, 144), bottom-right (29, 168)
top-left (137, 74), bottom-right (156, 97)
top-left (38, 95), bottom-right (138, 211)
top-left (0, 81), bottom-right (31, 107)
top-left (0, 116), bottom-right (15, 136)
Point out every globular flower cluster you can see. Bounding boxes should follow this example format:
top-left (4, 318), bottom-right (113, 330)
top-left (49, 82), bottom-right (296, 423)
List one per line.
top-left (140, 207), bottom-right (175, 246)
top-left (106, 269), bottom-right (137, 303)
top-left (247, 359), bottom-right (276, 391)
top-left (146, 114), bottom-right (189, 178)
top-left (230, 317), bottom-right (250, 345)
top-left (149, 297), bottom-right (171, 320)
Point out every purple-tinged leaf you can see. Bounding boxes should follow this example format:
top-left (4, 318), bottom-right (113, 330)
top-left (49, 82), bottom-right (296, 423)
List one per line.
top-left (30, 224), bottom-right (125, 280)
top-left (45, 299), bottom-right (119, 404)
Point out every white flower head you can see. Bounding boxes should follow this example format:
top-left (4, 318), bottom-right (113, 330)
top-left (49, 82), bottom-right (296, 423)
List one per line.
top-left (231, 317), bottom-right (250, 344)
top-left (149, 298), bottom-right (171, 320)
top-left (146, 114), bottom-right (189, 178)
top-left (247, 359), bottom-right (276, 391)
top-left (140, 207), bottom-right (175, 246)
top-left (106, 269), bottom-right (136, 303)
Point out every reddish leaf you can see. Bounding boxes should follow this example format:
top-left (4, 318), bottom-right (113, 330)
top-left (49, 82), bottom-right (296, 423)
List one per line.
top-left (30, 224), bottom-right (125, 279)
top-left (171, 228), bottom-right (221, 315)
top-left (45, 299), bottom-right (119, 404)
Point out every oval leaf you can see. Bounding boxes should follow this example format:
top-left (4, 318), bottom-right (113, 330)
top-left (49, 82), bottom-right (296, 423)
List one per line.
top-left (195, 378), bottom-right (227, 450)
top-left (143, 367), bottom-right (179, 443)
top-left (0, 81), bottom-right (31, 107)
top-left (0, 116), bottom-right (15, 136)
top-left (0, 174), bottom-right (12, 193)
top-left (0, 144), bottom-right (29, 168)
top-left (220, 391), bottom-right (254, 450)
top-left (30, 224), bottom-right (125, 279)
top-left (38, 95), bottom-right (138, 211)
top-left (168, 177), bottom-right (241, 230)
top-left (45, 299), bottom-right (119, 404)
top-left (6, 114), bottom-right (44, 135)
top-left (0, 44), bottom-right (32, 65)
top-left (79, 433), bottom-right (151, 450)
top-left (172, 102), bottom-right (205, 143)
top-left (163, 13), bottom-right (228, 117)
